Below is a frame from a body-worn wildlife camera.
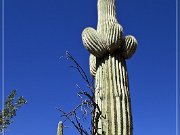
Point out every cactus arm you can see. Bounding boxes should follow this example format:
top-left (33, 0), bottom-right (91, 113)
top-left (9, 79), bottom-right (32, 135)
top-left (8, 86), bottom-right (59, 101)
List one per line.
top-left (121, 35), bottom-right (138, 59)
top-left (82, 27), bottom-right (107, 57)
top-left (89, 54), bottom-right (97, 77)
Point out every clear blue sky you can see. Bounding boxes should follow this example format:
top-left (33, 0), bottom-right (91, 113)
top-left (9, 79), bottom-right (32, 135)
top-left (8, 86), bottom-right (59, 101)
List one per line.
top-left (0, 0), bottom-right (177, 135)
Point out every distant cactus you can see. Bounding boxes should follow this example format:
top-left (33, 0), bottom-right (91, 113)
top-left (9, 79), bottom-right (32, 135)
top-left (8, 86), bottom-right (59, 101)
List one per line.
top-left (82, 0), bottom-right (137, 134)
top-left (57, 121), bottom-right (63, 135)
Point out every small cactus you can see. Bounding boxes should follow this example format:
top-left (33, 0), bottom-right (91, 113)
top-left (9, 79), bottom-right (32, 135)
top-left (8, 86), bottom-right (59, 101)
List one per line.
top-left (57, 121), bottom-right (63, 135)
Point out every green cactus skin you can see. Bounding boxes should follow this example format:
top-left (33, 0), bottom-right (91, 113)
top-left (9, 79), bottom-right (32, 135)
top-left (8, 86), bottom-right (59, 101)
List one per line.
top-left (82, 0), bottom-right (137, 134)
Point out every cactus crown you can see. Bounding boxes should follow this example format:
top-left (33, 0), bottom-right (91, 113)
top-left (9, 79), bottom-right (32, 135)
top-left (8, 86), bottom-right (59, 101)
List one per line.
top-left (82, 0), bottom-right (137, 77)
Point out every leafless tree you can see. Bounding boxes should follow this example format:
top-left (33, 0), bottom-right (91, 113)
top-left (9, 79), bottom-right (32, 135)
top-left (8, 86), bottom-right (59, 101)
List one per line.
top-left (57, 51), bottom-right (102, 135)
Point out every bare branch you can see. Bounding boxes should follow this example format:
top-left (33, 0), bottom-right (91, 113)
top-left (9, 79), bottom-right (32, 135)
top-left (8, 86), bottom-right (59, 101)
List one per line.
top-left (58, 52), bottom-right (102, 135)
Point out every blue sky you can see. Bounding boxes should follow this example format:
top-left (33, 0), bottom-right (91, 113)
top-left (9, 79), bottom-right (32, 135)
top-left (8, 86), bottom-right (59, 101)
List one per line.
top-left (0, 0), bottom-right (177, 135)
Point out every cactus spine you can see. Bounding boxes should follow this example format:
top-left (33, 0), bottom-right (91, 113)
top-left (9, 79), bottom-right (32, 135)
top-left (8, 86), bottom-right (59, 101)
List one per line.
top-left (82, 0), bottom-right (137, 134)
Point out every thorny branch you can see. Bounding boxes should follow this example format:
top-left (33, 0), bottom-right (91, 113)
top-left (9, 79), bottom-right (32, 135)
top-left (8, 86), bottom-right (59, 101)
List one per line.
top-left (58, 52), bottom-right (102, 135)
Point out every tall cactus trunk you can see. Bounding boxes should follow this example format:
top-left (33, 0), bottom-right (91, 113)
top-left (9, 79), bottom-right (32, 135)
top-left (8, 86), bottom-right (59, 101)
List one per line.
top-left (82, 0), bottom-right (137, 134)
top-left (95, 52), bottom-right (132, 135)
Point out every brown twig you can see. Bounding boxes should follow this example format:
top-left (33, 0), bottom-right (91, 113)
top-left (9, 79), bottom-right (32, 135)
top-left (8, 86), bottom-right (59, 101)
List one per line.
top-left (58, 52), bottom-right (102, 135)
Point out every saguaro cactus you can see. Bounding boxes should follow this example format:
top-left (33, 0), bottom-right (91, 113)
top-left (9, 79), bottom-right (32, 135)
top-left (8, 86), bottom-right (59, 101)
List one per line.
top-left (57, 121), bottom-right (63, 135)
top-left (82, 0), bottom-right (137, 134)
